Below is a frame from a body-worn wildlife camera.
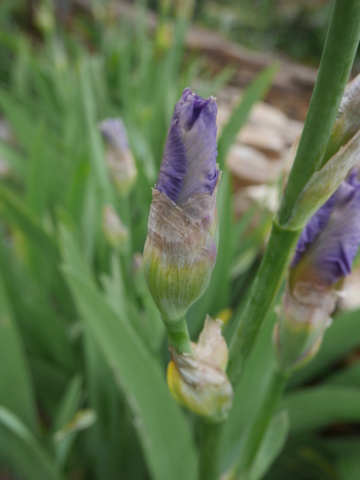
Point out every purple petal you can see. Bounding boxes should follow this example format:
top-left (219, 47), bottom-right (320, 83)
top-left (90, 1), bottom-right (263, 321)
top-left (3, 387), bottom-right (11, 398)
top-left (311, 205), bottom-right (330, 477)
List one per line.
top-left (292, 194), bottom-right (335, 267)
top-left (99, 118), bottom-right (129, 150)
top-left (155, 112), bottom-right (188, 203)
top-left (156, 88), bottom-right (219, 205)
top-left (294, 171), bottom-right (360, 285)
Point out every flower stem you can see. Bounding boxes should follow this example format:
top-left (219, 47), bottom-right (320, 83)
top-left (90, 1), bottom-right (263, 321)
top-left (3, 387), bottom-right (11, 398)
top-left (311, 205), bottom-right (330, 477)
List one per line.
top-left (228, 0), bottom-right (360, 386)
top-left (199, 422), bottom-right (222, 480)
top-left (227, 221), bottom-right (300, 384)
top-left (165, 317), bottom-right (192, 354)
top-left (202, 0), bottom-right (360, 476)
top-left (236, 368), bottom-right (289, 479)
top-left (278, 0), bottom-right (360, 226)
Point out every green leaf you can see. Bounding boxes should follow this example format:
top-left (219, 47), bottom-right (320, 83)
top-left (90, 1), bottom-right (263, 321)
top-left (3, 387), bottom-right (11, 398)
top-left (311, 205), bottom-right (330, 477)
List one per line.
top-left (61, 235), bottom-right (198, 480)
top-left (0, 237), bottom-right (76, 373)
top-left (280, 386), bottom-right (360, 433)
top-left (29, 356), bottom-right (71, 418)
top-left (325, 363), bottom-right (360, 388)
top-left (78, 61), bottom-right (112, 203)
top-left (220, 312), bottom-right (277, 472)
top-left (52, 375), bottom-right (83, 467)
top-left (0, 405), bottom-right (62, 480)
top-left (336, 453), bottom-right (360, 480)
top-left (321, 438), bottom-right (360, 480)
top-left (0, 183), bottom-right (58, 260)
top-left (0, 141), bottom-right (26, 177)
top-left (246, 411), bottom-right (289, 480)
top-left (0, 272), bottom-right (37, 432)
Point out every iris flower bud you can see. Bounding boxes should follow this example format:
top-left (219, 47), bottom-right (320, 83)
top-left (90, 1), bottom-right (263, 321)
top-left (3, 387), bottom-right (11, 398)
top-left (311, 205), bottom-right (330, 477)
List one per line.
top-left (274, 171), bottom-right (360, 372)
top-left (143, 88), bottom-right (220, 324)
top-left (167, 317), bottom-right (233, 422)
top-left (102, 204), bottom-right (129, 252)
top-left (99, 118), bottom-right (138, 197)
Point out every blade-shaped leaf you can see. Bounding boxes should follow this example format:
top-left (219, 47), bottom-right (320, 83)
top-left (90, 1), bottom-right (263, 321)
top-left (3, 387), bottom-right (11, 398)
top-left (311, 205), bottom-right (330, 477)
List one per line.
top-left (246, 411), bottom-right (289, 480)
top-left (280, 386), bottom-right (360, 433)
top-left (0, 271), bottom-right (37, 432)
top-left (0, 405), bottom-right (62, 480)
top-left (61, 263), bottom-right (198, 480)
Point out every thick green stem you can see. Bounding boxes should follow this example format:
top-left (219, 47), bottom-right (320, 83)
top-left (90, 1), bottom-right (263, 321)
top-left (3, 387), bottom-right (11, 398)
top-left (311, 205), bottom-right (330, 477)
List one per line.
top-left (228, 0), bottom-right (360, 384)
top-left (199, 422), bottom-right (222, 480)
top-left (278, 0), bottom-right (360, 226)
top-left (236, 368), bottom-right (289, 479)
top-left (165, 317), bottom-right (192, 354)
top-left (227, 221), bottom-right (300, 384)
top-left (202, 1), bottom-right (360, 477)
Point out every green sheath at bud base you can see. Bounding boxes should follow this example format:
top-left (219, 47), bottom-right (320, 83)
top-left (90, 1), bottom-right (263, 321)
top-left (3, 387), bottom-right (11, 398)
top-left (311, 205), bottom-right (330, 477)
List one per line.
top-left (143, 181), bottom-right (219, 324)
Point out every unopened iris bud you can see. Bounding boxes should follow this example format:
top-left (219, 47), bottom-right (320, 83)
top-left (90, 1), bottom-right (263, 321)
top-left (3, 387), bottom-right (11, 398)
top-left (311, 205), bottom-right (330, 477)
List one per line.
top-left (274, 172), bottom-right (360, 372)
top-left (99, 118), bottom-right (138, 197)
top-left (102, 204), bottom-right (129, 252)
top-left (144, 88), bottom-right (220, 324)
top-left (167, 317), bottom-right (233, 422)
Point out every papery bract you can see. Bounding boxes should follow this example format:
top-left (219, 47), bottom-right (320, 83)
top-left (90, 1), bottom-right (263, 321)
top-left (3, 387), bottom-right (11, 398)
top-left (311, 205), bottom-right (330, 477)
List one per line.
top-left (167, 317), bottom-right (233, 422)
top-left (275, 172), bottom-right (360, 372)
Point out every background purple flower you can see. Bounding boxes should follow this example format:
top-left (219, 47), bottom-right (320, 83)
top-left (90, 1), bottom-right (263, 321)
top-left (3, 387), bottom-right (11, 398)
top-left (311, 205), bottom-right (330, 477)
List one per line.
top-left (99, 118), bottom-right (129, 150)
top-left (155, 88), bottom-right (219, 206)
top-left (292, 171), bottom-right (360, 286)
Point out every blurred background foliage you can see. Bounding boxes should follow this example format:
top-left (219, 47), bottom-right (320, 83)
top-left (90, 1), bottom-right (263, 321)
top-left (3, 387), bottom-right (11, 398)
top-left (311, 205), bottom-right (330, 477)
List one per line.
top-left (198, 0), bottom-right (332, 65)
top-left (0, 1), bottom-right (359, 480)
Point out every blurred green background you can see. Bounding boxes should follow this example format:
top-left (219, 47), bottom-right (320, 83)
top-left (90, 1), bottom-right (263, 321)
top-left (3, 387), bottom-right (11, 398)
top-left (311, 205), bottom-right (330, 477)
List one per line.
top-left (0, 1), bottom-right (360, 480)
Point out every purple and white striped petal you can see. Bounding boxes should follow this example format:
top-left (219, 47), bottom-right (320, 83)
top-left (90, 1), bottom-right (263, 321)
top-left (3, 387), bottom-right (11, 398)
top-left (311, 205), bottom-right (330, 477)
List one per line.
top-left (156, 88), bottom-right (219, 205)
top-left (292, 171), bottom-right (360, 286)
top-left (292, 195), bottom-right (335, 267)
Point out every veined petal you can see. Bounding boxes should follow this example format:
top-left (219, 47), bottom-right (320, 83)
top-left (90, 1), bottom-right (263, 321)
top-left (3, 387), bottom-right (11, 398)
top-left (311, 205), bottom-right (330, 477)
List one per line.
top-left (177, 93), bottom-right (219, 205)
top-left (292, 171), bottom-right (360, 286)
top-left (156, 117), bottom-right (188, 203)
top-left (155, 88), bottom-right (219, 205)
top-left (292, 194), bottom-right (335, 267)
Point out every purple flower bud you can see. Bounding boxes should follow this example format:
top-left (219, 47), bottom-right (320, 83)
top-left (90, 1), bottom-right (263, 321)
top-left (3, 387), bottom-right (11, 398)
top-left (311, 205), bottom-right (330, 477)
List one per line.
top-left (292, 171), bottom-right (360, 286)
top-left (275, 171), bottom-right (360, 373)
top-left (155, 88), bottom-right (219, 206)
top-left (99, 118), bottom-right (129, 150)
top-left (144, 89), bottom-right (220, 324)
top-left (99, 118), bottom-right (138, 197)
